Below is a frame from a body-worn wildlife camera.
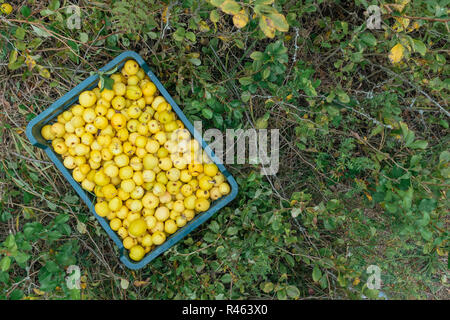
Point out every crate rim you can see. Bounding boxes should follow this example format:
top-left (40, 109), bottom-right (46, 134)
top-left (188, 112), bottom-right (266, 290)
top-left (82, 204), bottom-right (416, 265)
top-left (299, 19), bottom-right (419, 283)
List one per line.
top-left (25, 50), bottom-right (239, 270)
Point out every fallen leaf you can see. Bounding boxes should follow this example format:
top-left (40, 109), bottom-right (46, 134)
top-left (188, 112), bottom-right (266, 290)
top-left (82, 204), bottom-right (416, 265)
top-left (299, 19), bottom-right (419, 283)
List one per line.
top-left (120, 278), bottom-right (129, 290)
top-left (134, 280), bottom-right (149, 287)
top-left (32, 288), bottom-right (45, 296)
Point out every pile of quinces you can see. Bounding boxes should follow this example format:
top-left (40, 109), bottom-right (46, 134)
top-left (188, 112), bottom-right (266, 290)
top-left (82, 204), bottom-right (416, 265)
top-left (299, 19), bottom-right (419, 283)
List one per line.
top-left (41, 60), bottom-right (231, 261)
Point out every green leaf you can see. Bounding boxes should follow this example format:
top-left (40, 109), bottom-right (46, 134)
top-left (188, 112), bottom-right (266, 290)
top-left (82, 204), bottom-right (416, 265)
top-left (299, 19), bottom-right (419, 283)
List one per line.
top-left (360, 32), bottom-right (377, 47)
top-left (259, 16), bottom-right (275, 38)
top-left (21, 6), bottom-right (31, 17)
top-left (419, 198), bottom-right (436, 213)
top-left (210, 0), bottom-right (225, 6)
top-left (9, 50), bottom-right (17, 65)
top-left (220, 0), bottom-right (241, 15)
top-left (268, 13), bottom-right (289, 32)
top-left (220, 273), bottom-right (232, 283)
top-left (262, 67), bottom-right (271, 79)
top-left (40, 9), bottom-right (54, 17)
top-left (291, 208), bottom-right (301, 218)
top-left (402, 188), bottom-right (413, 210)
top-left (239, 76), bottom-right (253, 85)
top-left (9, 289), bottom-right (24, 300)
top-left (210, 9), bottom-right (220, 23)
top-left (14, 251), bottom-right (30, 264)
top-left (420, 228), bottom-right (432, 241)
top-left (226, 226), bottom-right (238, 236)
top-left (404, 130), bottom-right (415, 147)
top-left (15, 27), bottom-right (26, 40)
top-left (276, 288), bottom-right (287, 300)
top-left (63, 194), bottom-right (79, 204)
top-left (254, 4), bottom-right (278, 15)
top-left (79, 32), bottom-right (89, 43)
top-left (312, 265), bottom-right (322, 282)
top-left (261, 281), bottom-right (274, 293)
top-left (417, 212), bottom-right (430, 227)
top-left (31, 25), bottom-right (51, 38)
top-left (189, 58), bottom-right (201, 66)
top-left (241, 91), bottom-right (251, 102)
top-left (185, 32), bottom-right (196, 43)
top-left (102, 76), bottom-right (114, 91)
top-left (8, 56), bottom-right (25, 70)
top-left (4, 234), bottom-right (16, 250)
top-left (439, 151), bottom-right (450, 164)
top-left (0, 257), bottom-right (11, 272)
top-left (54, 214), bottom-right (70, 225)
top-left (409, 140), bottom-right (428, 149)
top-left (286, 285), bottom-right (300, 299)
top-left (319, 275), bottom-right (328, 289)
top-left (255, 0), bottom-right (274, 4)
top-left (412, 39), bottom-right (427, 56)
top-left (201, 108), bottom-right (213, 119)
top-left (173, 28), bottom-right (185, 42)
top-left (337, 90), bottom-right (350, 103)
top-left (250, 51), bottom-right (264, 61)
top-left (48, 0), bottom-right (60, 11)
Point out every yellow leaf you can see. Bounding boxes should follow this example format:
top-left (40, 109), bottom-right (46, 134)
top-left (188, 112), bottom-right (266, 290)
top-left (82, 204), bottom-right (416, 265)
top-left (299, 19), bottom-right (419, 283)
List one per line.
top-left (210, 9), bottom-right (220, 23)
top-left (38, 65), bottom-right (51, 79)
top-left (353, 278), bottom-right (360, 286)
top-left (33, 288), bottom-right (45, 296)
top-left (259, 15), bottom-right (275, 38)
top-left (393, 17), bottom-right (410, 32)
top-left (218, 35), bottom-right (230, 42)
top-left (394, 0), bottom-right (410, 12)
top-left (407, 21), bottom-right (420, 32)
top-left (232, 10), bottom-right (248, 29)
top-left (389, 43), bottom-right (405, 64)
top-left (134, 280), bottom-right (149, 287)
top-left (25, 54), bottom-right (36, 71)
top-left (162, 6), bottom-right (168, 23)
top-left (22, 207), bottom-right (34, 217)
top-left (436, 247), bottom-right (447, 257)
top-left (198, 20), bottom-right (210, 32)
top-left (268, 12), bottom-right (289, 32)
top-left (388, 0), bottom-right (410, 12)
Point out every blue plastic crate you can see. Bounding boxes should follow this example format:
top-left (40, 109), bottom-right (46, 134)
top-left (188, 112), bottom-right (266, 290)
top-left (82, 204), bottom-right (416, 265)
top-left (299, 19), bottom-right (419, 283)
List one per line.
top-left (25, 51), bottom-right (238, 270)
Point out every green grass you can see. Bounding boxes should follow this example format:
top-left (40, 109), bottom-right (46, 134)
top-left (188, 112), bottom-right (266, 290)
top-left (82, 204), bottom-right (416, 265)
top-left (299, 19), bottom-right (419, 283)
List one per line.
top-left (0, 0), bottom-right (448, 300)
